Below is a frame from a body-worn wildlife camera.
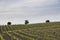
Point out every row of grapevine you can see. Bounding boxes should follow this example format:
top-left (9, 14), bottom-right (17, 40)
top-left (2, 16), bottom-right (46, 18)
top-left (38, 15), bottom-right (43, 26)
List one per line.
top-left (1, 32), bottom-right (20, 40)
top-left (0, 34), bottom-right (5, 40)
top-left (0, 25), bottom-right (36, 40)
top-left (16, 30), bottom-right (40, 39)
top-left (13, 32), bottom-right (35, 40)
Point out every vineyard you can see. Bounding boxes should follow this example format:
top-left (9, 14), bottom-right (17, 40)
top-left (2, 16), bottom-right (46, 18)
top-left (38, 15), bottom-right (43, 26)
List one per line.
top-left (0, 22), bottom-right (60, 40)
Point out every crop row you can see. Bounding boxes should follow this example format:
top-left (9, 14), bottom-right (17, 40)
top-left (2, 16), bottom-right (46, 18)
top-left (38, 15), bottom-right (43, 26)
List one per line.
top-left (1, 31), bottom-right (36, 40)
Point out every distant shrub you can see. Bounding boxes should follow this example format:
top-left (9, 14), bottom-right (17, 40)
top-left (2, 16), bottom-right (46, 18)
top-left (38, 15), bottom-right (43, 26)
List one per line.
top-left (25, 20), bottom-right (29, 24)
top-left (46, 20), bottom-right (50, 23)
top-left (7, 22), bottom-right (11, 25)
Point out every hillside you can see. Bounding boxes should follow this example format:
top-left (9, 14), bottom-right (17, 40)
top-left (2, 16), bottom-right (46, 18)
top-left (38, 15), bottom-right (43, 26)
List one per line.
top-left (0, 22), bottom-right (60, 40)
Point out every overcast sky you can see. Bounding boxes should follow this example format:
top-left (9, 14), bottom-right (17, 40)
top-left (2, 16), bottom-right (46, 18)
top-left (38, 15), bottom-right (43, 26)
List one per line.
top-left (0, 0), bottom-right (60, 25)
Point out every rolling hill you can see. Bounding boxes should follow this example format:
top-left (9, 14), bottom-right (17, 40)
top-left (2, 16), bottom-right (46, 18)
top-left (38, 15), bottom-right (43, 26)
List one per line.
top-left (0, 22), bottom-right (60, 40)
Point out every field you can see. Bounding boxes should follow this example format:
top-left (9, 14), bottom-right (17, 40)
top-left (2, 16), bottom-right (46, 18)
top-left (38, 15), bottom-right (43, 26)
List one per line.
top-left (0, 22), bottom-right (60, 40)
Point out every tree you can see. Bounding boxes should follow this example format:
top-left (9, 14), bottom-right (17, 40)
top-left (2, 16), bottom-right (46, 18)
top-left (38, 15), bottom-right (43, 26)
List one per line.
top-left (7, 22), bottom-right (11, 25)
top-left (25, 20), bottom-right (29, 24)
top-left (46, 20), bottom-right (50, 23)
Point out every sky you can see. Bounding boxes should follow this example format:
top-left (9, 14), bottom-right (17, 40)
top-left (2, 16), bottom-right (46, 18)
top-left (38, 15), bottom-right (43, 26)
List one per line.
top-left (0, 0), bottom-right (60, 25)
